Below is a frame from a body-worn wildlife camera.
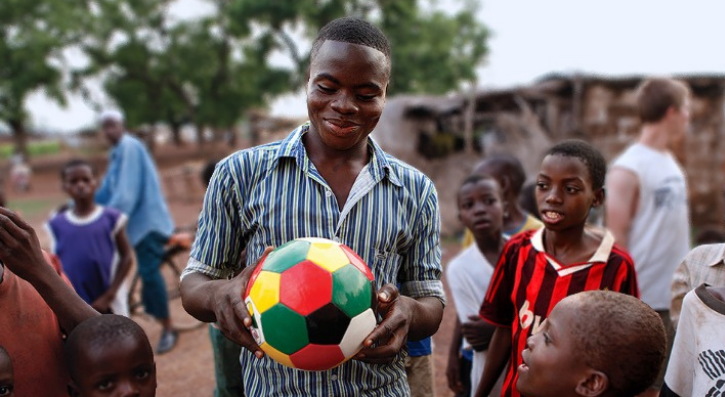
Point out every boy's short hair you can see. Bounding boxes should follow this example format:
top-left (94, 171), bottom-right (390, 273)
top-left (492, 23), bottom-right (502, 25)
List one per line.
top-left (310, 17), bottom-right (391, 74)
top-left (65, 315), bottom-right (150, 381)
top-left (546, 140), bottom-right (607, 190)
top-left (474, 154), bottom-right (527, 196)
top-left (458, 173), bottom-right (500, 202)
top-left (61, 159), bottom-right (94, 180)
top-left (568, 291), bottom-right (666, 397)
top-left (636, 78), bottom-right (691, 123)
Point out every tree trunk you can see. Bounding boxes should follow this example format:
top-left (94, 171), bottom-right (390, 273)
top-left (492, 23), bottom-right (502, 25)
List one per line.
top-left (463, 80), bottom-right (477, 155)
top-left (9, 119), bottom-right (29, 159)
top-left (195, 124), bottom-right (205, 150)
top-left (171, 122), bottom-right (183, 146)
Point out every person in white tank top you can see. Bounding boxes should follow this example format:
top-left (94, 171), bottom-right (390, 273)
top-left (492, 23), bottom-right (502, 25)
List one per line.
top-left (605, 77), bottom-right (692, 396)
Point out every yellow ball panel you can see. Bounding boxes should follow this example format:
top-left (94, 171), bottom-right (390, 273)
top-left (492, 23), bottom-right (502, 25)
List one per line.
top-left (261, 342), bottom-right (296, 368)
top-left (306, 241), bottom-right (349, 273)
top-left (248, 271), bottom-right (281, 313)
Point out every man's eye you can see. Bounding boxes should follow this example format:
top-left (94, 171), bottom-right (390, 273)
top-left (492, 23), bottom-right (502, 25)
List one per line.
top-left (318, 85), bottom-right (335, 93)
top-left (536, 182), bottom-right (548, 190)
top-left (135, 369), bottom-right (151, 380)
top-left (97, 380), bottom-right (113, 391)
top-left (543, 332), bottom-right (552, 345)
top-left (566, 186), bottom-right (579, 194)
top-left (0, 385), bottom-right (13, 396)
top-left (357, 94), bottom-right (376, 101)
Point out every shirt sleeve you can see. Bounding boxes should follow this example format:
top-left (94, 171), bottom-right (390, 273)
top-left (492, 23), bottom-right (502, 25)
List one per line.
top-left (103, 142), bottom-right (144, 215)
top-left (479, 239), bottom-right (519, 327)
top-left (670, 258), bottom-right (691, 328)
top-left (183, 160), bottom-right (244, 280)
top-left (399, 180), bottom-right (445, 304)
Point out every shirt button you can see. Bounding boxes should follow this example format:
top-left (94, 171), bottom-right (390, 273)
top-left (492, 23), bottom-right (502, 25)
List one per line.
top-left (325, 190), bottom-right (333, 197)
top-left (331, 375), bottom-right (338, 381)
top-left (333, 236), bottom-right (340, 243)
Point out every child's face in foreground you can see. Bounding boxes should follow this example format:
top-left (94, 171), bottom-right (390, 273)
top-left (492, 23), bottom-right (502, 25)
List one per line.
top-left (517, 302), bottom-right (589, 397)
top-left (63, 165), bottom-right (98, 202)
top-left (71, 336), bottom-right (156, 397)
top-left (535, 155), bottom-right (602, 231)
top-left (458, 179), bottom-right (504, 238)
top-left (0, 354), bottom-right (14, 397)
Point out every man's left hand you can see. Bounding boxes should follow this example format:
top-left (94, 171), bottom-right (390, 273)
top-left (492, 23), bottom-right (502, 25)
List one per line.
top-left (353, 284), bottom-right (412, 364)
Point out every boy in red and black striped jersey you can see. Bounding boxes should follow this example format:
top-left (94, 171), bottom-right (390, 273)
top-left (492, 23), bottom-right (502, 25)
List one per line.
top-left (474, 141), bottom-right (640, 397)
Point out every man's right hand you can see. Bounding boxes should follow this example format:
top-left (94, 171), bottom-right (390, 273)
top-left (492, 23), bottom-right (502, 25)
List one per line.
top-left (208, 246), bottom-right (273, 358)
top-left (447, 350), bottom-right (464, 393)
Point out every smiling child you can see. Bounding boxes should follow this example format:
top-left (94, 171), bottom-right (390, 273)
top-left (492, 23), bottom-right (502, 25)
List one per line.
top-left (474, 140), bottom-right (640, 397)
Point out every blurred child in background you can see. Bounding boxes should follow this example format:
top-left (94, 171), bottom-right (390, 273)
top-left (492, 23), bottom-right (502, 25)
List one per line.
top-left (46, 159), bottom-right (133, 315)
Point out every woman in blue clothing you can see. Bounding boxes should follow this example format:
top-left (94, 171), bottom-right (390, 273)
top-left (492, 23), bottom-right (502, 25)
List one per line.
top-left (95, 110), bottom-right (178, 354)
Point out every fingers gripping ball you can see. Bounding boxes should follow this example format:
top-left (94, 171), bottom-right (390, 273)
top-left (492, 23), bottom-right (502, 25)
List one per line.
top-left (243, 238), bottom-right (378, 371)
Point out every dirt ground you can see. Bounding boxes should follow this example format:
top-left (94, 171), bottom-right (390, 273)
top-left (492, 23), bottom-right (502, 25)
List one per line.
top-left (8, 156), bottom-right (462, 397)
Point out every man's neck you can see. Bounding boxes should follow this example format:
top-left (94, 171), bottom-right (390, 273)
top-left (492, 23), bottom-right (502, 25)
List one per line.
top-left (504, 201), bottom-right (527, 233)
top-left (72, 201), bottom-right (97, 217)
top-left (638, 124), bottom-right (671, 152)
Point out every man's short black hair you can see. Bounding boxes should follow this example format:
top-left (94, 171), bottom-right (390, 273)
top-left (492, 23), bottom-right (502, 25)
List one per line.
top-left (65, 315), bottom-right (151, 381)
top-left (546, 140), bottom-right (607, 190)
top-left (474, 154), bottom-right (527, 196)
top-left (61, 159), bottom-right (95, 180)
top-left (310, 17), bottom-right (391, 72)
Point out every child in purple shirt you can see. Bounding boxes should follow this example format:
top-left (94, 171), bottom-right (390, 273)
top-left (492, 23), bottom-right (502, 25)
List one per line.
top-left (46, 159), bottom-right (133, 315)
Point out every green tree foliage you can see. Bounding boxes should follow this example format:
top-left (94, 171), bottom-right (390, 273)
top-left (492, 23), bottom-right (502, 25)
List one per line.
top-left (0, 0), bottom-right (89, 156)
top-left (77, 0), bottom-right (290, 146)
top-left (229, 0), bottom-right (489, 95)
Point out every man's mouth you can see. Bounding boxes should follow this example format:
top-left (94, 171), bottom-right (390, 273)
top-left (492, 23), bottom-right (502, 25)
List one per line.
top-left (473, 219), bottom-right (491, 229)
top-left (519, 350), bottom-right (530, 372)
top-left (325, 119), bottom-right (360, 136)
top-left (541, 210), bottom-right (564, 224)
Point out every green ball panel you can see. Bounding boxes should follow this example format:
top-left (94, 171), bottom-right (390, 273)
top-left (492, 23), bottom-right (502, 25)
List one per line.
top-left (262, 240), bottom-right (311, 273)
top-left (260, 303), bottom-right (309, 354)
top-left (331, 264), bottom-right (373, 318)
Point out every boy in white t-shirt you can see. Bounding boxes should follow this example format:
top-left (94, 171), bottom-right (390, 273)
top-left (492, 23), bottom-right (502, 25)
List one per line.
top-left (447, 174), bottom-right (507, 396)
top-left (662, 284), bottom-right (725, 397)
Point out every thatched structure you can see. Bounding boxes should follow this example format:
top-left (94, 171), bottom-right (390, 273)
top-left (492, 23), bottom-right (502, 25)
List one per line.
top-left (372, 74), bottom-right (725, 236)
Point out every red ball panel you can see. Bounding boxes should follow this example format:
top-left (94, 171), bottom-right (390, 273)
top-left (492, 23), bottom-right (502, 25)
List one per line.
top-left (279, 260), bottom-right (332, 316)
top-left (340, 245), bottom-right (374, 281)
top-left (289, 344), bottom-right (346, 371)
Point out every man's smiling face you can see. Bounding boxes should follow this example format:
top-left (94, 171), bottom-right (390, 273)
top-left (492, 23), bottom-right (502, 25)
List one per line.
top-left (306, 40), bottom-right (389, 151)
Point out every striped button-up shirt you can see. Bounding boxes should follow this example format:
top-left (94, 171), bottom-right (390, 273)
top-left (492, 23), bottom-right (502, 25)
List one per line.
top-left (184, 124), bottom-right (444, 396)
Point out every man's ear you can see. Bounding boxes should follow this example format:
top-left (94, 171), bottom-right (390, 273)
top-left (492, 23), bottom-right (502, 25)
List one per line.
top-left (592, 187), bottom-right (605, 208)
top-left (575, 370), bottom-right (608, 397)
top-left (499, 176), bottom-right (512, 197)
top-left (68, 382), bottom-right (81, 397)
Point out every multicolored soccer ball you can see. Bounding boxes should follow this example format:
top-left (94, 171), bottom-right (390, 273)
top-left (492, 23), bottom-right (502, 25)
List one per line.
top-left (244, 238), bottom-right (378, 371)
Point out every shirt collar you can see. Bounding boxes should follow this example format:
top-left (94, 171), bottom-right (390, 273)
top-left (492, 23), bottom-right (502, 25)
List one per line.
top-left (711, 244), bottom-right (725, 267)
top-left (275, 123), bottom-right (402, 187)
top-left (531, 226), bottom-right (615, 264)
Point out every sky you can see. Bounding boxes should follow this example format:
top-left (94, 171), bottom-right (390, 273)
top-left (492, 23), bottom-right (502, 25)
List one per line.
top-left (24, 0), bottom-right (725, 132)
